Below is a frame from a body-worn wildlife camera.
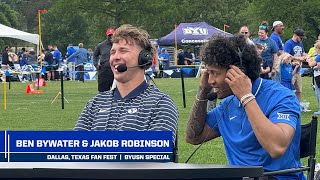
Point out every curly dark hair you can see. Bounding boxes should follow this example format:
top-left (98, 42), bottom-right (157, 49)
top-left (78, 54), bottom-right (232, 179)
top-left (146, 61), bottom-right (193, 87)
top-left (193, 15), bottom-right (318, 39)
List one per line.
top-left (201, 34), bottom-right (261, 81)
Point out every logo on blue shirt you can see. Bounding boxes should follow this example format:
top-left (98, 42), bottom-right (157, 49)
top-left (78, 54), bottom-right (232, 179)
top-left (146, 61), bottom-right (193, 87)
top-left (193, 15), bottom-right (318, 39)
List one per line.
top-left (277, 113), bottom-right (290, 120)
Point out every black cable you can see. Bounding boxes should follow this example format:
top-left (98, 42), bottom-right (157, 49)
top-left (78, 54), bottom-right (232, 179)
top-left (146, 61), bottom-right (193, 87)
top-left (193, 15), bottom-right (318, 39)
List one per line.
top-left (185, 95), bottom-right (236, 163)
top-left (145, 73), bottom-right (158, 88)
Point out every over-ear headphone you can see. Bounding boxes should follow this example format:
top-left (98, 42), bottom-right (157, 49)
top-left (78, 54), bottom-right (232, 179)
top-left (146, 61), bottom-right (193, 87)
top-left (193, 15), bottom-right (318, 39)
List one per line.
top-left (138, 43), bottom-right (153, 69)
top-left (234, 47), bottom-right (247, 74)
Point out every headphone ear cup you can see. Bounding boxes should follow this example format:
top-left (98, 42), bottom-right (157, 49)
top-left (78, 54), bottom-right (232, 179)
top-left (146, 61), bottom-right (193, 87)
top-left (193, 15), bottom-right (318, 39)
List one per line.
top-left (238, 66), bottom-right (246, 74)
top-left (138, 50), bottom-right (152, 68)
top-left (234, 62), bottom-right (247, 74)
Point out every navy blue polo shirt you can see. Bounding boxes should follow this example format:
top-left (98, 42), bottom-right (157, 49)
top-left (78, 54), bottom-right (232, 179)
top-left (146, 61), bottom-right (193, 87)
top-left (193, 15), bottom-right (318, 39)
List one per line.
top-left (74, 81), bottom-right (178, 142)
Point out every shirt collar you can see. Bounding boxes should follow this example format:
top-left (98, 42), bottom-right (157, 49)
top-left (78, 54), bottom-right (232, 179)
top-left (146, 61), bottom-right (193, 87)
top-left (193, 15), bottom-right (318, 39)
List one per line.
top-left (252, 77), bottom-right (263, 97)
top-left (113, 81), bottom-right (149, 100)
top-left (237, 77), bottom-right (263, 107)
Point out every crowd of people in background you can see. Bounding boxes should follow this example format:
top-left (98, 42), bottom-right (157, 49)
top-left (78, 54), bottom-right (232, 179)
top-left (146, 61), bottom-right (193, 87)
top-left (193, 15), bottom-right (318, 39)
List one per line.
top-left (1, 21), bottom-right (320, 115)
top-left (1, 21), bottom-right (320, 177)
top-left (0, 42), bottom-right (94, 83)
top-left (238, 20), bottom-right (320, 115)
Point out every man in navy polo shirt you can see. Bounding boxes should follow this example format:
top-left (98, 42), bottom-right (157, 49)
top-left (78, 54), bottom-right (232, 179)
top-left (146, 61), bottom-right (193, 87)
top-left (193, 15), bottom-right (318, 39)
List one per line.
top-left (74, 24), bottom-right (178, 142)
top-left (186, 34), bottom-right (304, 179)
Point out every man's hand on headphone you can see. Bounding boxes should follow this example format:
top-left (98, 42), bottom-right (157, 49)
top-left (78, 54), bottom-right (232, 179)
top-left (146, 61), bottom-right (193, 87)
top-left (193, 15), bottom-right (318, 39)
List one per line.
top-left (225, 65), bottom-right (252, 100)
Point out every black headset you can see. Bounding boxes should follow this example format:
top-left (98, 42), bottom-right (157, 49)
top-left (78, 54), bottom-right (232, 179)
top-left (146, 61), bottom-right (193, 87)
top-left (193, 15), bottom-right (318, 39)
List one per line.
top-left (234, 47), bottom-right (247, 74)
top-left (137, 43), bottom-right (153, 69)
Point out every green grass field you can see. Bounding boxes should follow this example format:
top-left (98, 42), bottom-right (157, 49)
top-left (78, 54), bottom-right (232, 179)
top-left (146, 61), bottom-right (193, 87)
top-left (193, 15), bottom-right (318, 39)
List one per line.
top-left (0, 76), bottom-right (318, 165)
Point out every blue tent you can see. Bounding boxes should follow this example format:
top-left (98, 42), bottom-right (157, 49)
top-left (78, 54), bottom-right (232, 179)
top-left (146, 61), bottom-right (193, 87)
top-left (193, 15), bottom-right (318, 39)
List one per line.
top-left (157, 22), bottom-right (233, 46)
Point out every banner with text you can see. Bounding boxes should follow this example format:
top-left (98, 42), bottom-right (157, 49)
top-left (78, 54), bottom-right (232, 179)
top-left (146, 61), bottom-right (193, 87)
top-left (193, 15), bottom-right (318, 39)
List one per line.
top-left (0, 131), bottom-right (173, 162)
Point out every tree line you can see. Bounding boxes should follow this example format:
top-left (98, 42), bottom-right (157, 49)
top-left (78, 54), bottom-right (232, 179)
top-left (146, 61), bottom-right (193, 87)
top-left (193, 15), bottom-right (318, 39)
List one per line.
top-left (1, 0), bottom-right (319, 55)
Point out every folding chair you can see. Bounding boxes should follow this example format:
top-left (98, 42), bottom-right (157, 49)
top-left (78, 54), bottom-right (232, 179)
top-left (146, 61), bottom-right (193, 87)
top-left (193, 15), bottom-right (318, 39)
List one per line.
top-left (262, 115), bottom-right (318, 180)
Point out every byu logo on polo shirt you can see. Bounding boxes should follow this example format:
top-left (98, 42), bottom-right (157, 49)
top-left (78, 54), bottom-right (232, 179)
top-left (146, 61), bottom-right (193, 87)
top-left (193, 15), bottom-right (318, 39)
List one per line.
top-left (128, 108), bottom-right (138, 114)
top-left (277, 113), bottom-right (290, 120)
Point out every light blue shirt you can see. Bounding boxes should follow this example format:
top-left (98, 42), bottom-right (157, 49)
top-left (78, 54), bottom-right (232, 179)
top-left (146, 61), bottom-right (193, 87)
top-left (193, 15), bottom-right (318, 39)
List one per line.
top-left (67, 48), bottom-right (89, 66)
top-left (206, 78), bottom-right (304, 179)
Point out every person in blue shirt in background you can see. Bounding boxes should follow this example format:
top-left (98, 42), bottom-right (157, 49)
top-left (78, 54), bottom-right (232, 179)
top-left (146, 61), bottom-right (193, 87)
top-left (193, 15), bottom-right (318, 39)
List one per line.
top-left (284, 29), bottom-right (309, 104)
top-left (254, 21), bottom-right (278, 79)
top-left (270, 21), bottom-right (284, 55)
top-left (66, 43), bottom-right (76, 62)
top-left (158, 48), bottom-right (170, 78)
top-left (19, 53), bottom-right (28, 67)
top-left (52, 45), bottom-right (62, 80)
top-left (279, 53), bottom-right (299, 91)
top-left (270, 21), bottom-right (285, 82)
top-left (53, 45), bottom-right (62, 65)
top-left (17, 47), bottom-right (26, 61)
top-left (256, 43), bottom-right (270, 79)
top-left (66, 43), bottom-right (76, 80)
top-left (19, 53), bottom-right (29, 82)
top-left (186, 34), bottom-right (304, 180)
top-left (67, 43), bottom-right (89, 82)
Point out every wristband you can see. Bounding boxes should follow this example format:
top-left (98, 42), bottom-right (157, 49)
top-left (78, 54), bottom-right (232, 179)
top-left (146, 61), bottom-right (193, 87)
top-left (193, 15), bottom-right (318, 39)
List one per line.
top-left (240, 93), bottom-right (254, 104)
top-left (242, 96), bottom-right (255, 107)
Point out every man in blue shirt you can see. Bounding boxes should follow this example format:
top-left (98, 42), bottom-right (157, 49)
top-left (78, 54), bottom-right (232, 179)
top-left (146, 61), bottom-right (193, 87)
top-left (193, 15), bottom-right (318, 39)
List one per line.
top-left (66, 43), bottom-right (76, 62)
top-left (186, 34), bottom-right (304, 179)
top-left (52, 45), bottom-right (62, 80)
top-left (66, 43), bottom-right (76, 80)
top-left (284, 29), bottom-right (309, 103)
top-left (158, 48), bottom-right (170, 78)
top-left (270, 21), bottom-right (284, 54)
top-left (67, 43), bottom-right (89, 82)
top-left (270, 21), bottom-right (284, 82)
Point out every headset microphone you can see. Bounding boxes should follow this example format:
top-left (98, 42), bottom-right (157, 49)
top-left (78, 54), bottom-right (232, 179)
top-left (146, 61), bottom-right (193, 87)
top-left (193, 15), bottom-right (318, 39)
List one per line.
top-left (116, 64), bottom-right (128, 72)
top-left (206, 92), bottom-right (218, 101)
top-left (116, 43), bottom-right (153, 73)
top-left (116, 63), bottom-right (151, 73)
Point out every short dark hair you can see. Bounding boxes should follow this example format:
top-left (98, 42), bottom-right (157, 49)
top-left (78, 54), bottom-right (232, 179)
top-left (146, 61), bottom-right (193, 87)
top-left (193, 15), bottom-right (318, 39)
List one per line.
top-left (201, 34), bottom-right (261, 81)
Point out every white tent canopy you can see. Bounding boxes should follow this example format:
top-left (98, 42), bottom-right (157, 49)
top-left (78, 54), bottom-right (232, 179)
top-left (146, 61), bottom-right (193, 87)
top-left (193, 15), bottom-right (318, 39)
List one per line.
top-left (0, 23), bottom-right (39, 47)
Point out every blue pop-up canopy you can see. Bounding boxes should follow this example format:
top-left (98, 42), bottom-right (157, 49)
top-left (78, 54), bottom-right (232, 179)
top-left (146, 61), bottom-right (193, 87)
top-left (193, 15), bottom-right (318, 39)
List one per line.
top-left (157, 22), bottom-right (233, 46)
